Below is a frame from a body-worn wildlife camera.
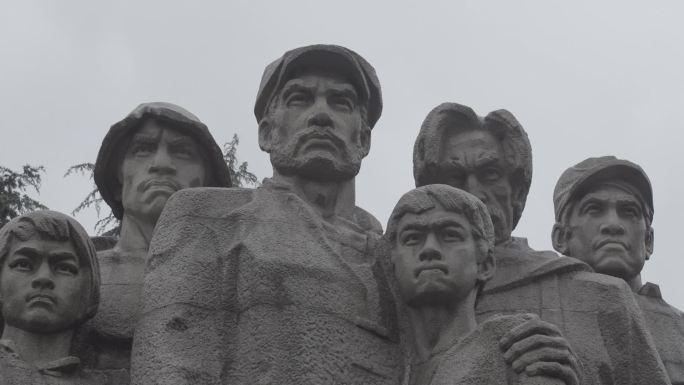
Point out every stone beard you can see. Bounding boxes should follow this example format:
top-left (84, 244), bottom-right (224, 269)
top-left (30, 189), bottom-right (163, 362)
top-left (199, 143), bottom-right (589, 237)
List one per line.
top-left (131, 45), bottom-right (401, 385)
top-left (267, 116), bottom-right (367, 181)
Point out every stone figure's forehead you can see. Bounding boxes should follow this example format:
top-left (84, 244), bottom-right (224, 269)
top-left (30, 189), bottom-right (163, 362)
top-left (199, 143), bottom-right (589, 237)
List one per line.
top-left (441, 130), bottom-right (502, 165)
top-left (280, 73), bottom-right (359, 96)
top-left (397, 208), bottom-right (471, 234)
top-left (131, 120), bottom-right (200, 145)
top-left (575, 182), bottom-right (646, 209)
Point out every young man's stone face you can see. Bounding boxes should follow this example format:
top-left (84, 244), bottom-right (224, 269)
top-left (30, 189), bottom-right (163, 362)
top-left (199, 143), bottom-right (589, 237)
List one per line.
top-left (565, 183), bottom-right (651, 281)
top-left (119, 120), bottom-right (206, 222)
top-left (392, 206), bottom-right (483, 307)
top-left (438, 130), bottom-right (514, 244)
top-left (267, 72), bottom-right (369, 181)
top-left (0, 237), bottom-right (90, 333)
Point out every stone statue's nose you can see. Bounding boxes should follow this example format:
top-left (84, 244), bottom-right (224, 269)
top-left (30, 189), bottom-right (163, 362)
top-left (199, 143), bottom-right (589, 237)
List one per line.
top-left (307, 111), bottom-right (333, 128)
top-left (419, 234), bottom-right (443, 262)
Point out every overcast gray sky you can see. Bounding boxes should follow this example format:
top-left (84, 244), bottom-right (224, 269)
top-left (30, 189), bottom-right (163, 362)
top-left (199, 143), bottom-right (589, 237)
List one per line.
top-left (2, 0), bottom-right (683, 309)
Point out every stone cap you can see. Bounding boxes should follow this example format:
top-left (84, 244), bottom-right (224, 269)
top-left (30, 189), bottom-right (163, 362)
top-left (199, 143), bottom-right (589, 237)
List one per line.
top-left (254, 44), bottom-right (382, 128)
top-left (553, 156), bottom-right (653, 223)
top-left (94, 102), bottom-right (232, 220)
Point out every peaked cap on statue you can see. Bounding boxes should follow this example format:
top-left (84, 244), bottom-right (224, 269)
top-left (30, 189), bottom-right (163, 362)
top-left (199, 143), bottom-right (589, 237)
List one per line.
top-left (254, 44), bottom-right (383, 128)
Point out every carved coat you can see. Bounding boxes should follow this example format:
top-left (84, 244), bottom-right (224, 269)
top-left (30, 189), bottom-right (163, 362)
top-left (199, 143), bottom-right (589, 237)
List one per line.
top-left (0, 339), bottom-right (100, 385)
top-left (476, 238), bottom-right (671, 385)
top-left (131, 180), bottom-right (403, 385)
top-left (72, 248), bottom-right (145, 385)
top-left (636, 282), bottom-right (684, 385)
top-left (411, 314), bottom-right (563, 385)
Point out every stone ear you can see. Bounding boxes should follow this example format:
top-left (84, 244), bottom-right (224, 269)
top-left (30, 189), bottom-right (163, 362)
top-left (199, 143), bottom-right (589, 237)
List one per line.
top-left (359, 126), bottom-right (371, 158)
top-left (477, 250), bottom-right (496, 284)
top-left (645, 227), bottom-right (654, 260)
top-left (258, 119), bottom-right (274, 153)
top-left (551, 223), bottom-right (569, 255)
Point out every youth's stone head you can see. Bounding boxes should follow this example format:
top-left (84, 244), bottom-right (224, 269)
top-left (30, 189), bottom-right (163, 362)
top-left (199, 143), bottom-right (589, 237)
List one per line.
top-left (413, 103), bottom-right (532, 244)
top-left (552, 156), bottom-right (654, 282)
top-left (0, 210), bottom-right (100, 333)
top-left (94, 102), bottom-right (232, 223)
top-left (386, 184), bottom-right (496, 308)
top-left (254, 44), bottom-right (382, 181)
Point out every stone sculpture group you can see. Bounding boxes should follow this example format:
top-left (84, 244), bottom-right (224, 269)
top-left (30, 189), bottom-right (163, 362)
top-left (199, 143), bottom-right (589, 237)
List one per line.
top-left (0, 44), bottom-right (681, 385)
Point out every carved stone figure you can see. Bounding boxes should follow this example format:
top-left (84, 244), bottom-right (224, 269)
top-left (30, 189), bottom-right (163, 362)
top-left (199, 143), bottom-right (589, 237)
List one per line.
top-left (413, 102), bottom-right (671, 385)
top-left (74, 102), bottom-right (232, 383)
top-left (131, 45), bottom-right (401, 385)
top-left (0, 210), bottom-right (101, 384)
top-left (385, 184), bottom-right (577, 385)
top-left (553, 156), bottom-right (684, 384)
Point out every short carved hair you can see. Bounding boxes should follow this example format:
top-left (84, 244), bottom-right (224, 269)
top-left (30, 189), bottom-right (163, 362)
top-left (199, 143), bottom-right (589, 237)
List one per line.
top-left (385, 184), bottom-right (495, 257)
top-left (413, 103), bottom-right (532, 230)
top-left (0, 210), bottom-right (100, 323)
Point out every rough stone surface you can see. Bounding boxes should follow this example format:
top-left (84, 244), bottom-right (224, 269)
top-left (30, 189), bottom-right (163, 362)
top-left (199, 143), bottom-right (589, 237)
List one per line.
top-left (385, 185), bottom-right (576, 385)
top-left (0, 210), bottom-right (102, 385)
top-left (637, 283), bottom-right (684, 384)
top-left (131, 185), bottom-right (401, 384)
top-left (553, 156), bottom-right (683, 384)
top-left (413, 102), bottom-right (672, 385)
top-left (423, 314), bottom-right (563, 385)
top-left (74, 102), bottom-right (231, 385)
top-left (476, 238), bottom-right (670, 385)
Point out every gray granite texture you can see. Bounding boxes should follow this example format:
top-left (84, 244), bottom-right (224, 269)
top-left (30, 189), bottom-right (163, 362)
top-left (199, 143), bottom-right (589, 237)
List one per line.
top-left (74, 102), bottom-right (232, 385)
top-left (131, 44), bottom-right (402, 385)
top-left (413, 102), bottom-right (672, 385)
top-left (553, 156), bottom-right (684, 384)
top-left (0, 210), bottom-right (101, 385)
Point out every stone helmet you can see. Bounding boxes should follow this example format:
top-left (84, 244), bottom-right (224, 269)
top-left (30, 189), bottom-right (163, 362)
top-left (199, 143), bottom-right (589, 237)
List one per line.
top-left (94, 102), bottom-right (233, 220)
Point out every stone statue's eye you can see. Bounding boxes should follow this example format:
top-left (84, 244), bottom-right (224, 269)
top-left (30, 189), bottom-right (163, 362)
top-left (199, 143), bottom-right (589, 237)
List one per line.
top-left (582, 202), bottom-right (602, 215)
top-left (9, 258), bottom-right (33, 272)
top-left (621, 205), bottom-right (640, 218)
top-left (55, 262), bottom-right (79, 276)
top-left (130, 142), bottom-right (155, 156)
top-left (286, 92), bottom-right (310, 106)
top-left (481, 167), bottom-right (501, 182)
top-left (441, 227), bottom-right (464, 242)
top-left (401, 231), bottom-right (423, 246)
top-left (330, 95), bottom-right (354, 112)
top-left (171, 144), bottom-right (197, 160)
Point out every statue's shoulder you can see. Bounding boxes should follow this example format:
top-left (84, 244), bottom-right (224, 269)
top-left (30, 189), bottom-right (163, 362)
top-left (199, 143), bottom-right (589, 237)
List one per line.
top-left (569, 269), bottom-right (632, 291)
top-left (353, 206), bottom-right (383, 235)
top-left (161, 187), bottom-right (256, 220)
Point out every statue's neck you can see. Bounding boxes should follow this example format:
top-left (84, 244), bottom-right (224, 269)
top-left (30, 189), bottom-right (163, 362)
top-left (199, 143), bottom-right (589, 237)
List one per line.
top-left (1, 324), bottom-right (73, 367)
top-left (116, 212), bottom-right (158, 254)
top-left (272, 171), bottom-right (356, 221)
top-left (406, 291), bottom-right (478, 363)
top-left (627, 274), bottom-right (643, 293)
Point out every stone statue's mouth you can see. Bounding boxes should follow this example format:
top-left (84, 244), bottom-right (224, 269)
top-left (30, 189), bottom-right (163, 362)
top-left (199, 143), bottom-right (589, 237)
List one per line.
top-left (26, 292), bottom-right (56, 305)
top-left (414, 264), bottom-right (448, 277)
top-left (140, 178), bottom-right (182, 192)
top-left (594, 239), bottom-right (630, 251)
top-left (295, 130), bottom-right (345, 153)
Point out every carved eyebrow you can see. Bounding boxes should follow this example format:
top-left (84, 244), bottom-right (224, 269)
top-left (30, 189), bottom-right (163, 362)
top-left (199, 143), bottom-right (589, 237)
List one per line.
top-left (13, 246), bottom-right (40, 258)
top-left (328, 88), bottom-right (358, 102)
top-left (399, 219), bottom-right (467, 233)
top-left (577, 196), bottom-right (607, 211)
top-left (130, 133), bottom-right (159, 143)
top-left (167, 136), bottom-right (196, 147)
top-left (281, 83), bottom-right (313, 100)
top-left (474, 156), bottom-right (501, 168)
top-left (48, 251), bottom-right (78, 260)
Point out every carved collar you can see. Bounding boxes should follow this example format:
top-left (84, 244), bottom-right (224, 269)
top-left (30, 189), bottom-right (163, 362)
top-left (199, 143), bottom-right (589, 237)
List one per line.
top-left (0, 339), bottom-right (81, 377)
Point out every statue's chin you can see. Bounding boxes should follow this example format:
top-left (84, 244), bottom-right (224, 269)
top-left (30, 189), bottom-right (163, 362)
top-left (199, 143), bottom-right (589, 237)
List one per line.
top-left (273, 154), bottom-right (361, 182)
